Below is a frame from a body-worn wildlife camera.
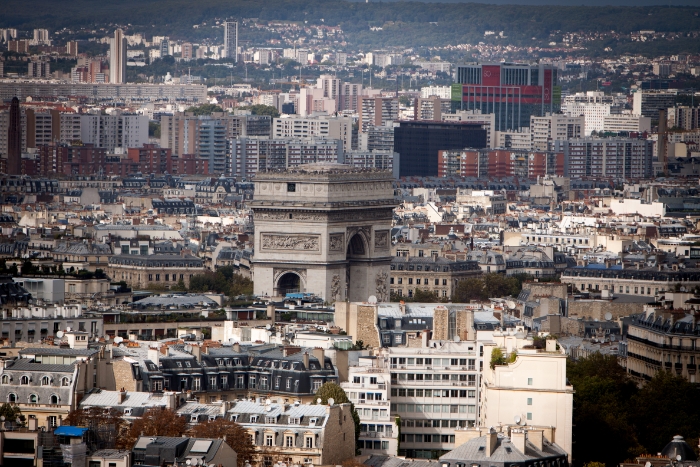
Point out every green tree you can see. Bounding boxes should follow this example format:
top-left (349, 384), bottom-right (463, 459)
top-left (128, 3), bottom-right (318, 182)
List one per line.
top-left (314, 383), bottom-right (361, 454)
top-left (189, 418), bottom-right (255, 467)
top-left (490, 347), bottom-right (506, 369)
top-left (148, 121), bottom-right (161, 138)
top-left (186, 103), bottom-right (224, 115)
top-left (412, 288), bottom-right (440, 302)
top-left (238, 104), bottom-right (280, 118)
top-left (453, 277), bottom-right (486, 302)
top-left (567, 354), bottom-right (641, 467)
top-left (630, 371), bottom-right (700, 456)
top-left (0, 403), bottom-right (24, 425)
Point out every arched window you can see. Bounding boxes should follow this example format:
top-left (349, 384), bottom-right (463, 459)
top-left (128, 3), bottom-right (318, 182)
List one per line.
top-left (41, 376), bottom-right (50, 386)
top-left (29, 394), bottom-right (38, 403)
top-left (61, 377), bottom-right (70, 386)
top-left (50, 394), bottom-right (59, 404)
top-left (1, 375), bottom-right (9, 384)
top-left (8, 393), bottom-right (17, 403)
top-left (20, 376), bottom-right (29, 385)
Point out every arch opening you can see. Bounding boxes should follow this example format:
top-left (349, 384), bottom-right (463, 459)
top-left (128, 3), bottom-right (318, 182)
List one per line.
top-left (276, 272), bottom-right (302, 296)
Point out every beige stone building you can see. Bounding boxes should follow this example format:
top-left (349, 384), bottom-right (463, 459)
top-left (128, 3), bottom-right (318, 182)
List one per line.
top-left (561, 262), bottom-right (700, 297)
top-left (625, 309), bottom-right (699, 384)
top-left (227, 400), bottom-right (356, 467)
top-left (106, 253), bottom-right (205, 289)
top-left (251, 163), bottom-right (396, 302)
top-left (480, 334), bottom-right (574, 461)
top-left (389, 255), bottom-right (482, 300)
top-left (0, 332), bottom-right (117, 429)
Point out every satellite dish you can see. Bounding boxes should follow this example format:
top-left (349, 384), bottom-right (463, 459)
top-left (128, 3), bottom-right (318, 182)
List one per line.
top-left (186, 461), bottom-right (192, 466)
top-left (604, 312), bottom-right (613, 321)
top-left (266, 398), bottom-right (271, 405)
top-left (454, 336), bottom-right (461, 342)
top-left (56, 331), bottom-right (64, 338)
top-left (114, 336), bottom-right (124, 344)
top-left (266, 324), bottom-right (271, 330)
top-left (677, 456), bottom-right (682, 462)
top-left (506, 300), bottom-right (516, 310)
top-left (514, 415), bottom-right (521, 425)
top-left (368, 295), bottom-right (378, 304)
top-left (317, 398), bottom-right (322, 404)
top-left (266, 406), bottom-right (272, 412)
top-left (328, 398), bottom-right (334, 406)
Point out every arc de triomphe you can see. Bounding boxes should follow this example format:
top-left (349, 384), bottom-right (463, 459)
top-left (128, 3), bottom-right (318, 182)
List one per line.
top-left (250, 163), bottom-right (396, 303)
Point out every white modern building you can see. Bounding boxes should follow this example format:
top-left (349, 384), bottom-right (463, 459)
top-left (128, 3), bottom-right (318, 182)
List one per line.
top-left (80, 114), bottom-right (149, 151)
top-left (530, 114), bottom-right (584, 151)
top-left (385, 342), bottom-right (482, 458)
top-left (602, 114), bottom-right (652, 134)
top-left (224, 21), bottom-right (239, 62)
top-left (480, 332), bottom-right (574, 461)
top-left (341, 356), bottom-right (398, 456)
top-left (273, 116), bottom-right (353, 151)
top-left (109, 29), bottom-right (127, 84)
top-left (420, 86), bottom-right (452, 99)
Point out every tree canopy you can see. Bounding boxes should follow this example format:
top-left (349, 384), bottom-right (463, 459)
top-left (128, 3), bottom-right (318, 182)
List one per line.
top-left (567, 354), bottom-right (700, 467)
top-left (189, 418), bottom-right (255, 467)
top-left (186, 103), bottom-right (224, 115)
top-left (453, 273), bottom-right (531, 302)
top-left (188, 266), bottom-right (253, 297)
top-left (123, 407), bottom-right (187, 449)
top-left (238, 104), bottom-right (280, 118)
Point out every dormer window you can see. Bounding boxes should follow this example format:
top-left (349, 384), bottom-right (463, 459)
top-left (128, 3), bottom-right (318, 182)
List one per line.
top-left (41, 376), bottom-right (50, 386)
top-left (185, 361), bottom-right (191, 368)
top-left (250, 416), bottom-right (258, 423)
top-left (290, 417), bottom-right (301, 425)
top-left (309, 418), bottom-right (317, 426)
top-left (177, 362), bottom-right (182, 368)
top-left (266, 416), bottom-right (277, 424)
top-left (20, 376), bottom-right (29, 385)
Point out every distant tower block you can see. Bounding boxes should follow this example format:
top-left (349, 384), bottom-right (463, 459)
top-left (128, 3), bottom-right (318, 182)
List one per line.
top-left (250, 163), bottom-right (396, 302)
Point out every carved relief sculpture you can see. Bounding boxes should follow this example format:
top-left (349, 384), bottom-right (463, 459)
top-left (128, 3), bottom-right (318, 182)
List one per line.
top-left (329, 234), bottom-right (345, 252)
top-left (374, 230), bottom-right (390, 249)
top-left (261, 234), bottom-right (320, 251)
top-left (331, 274), bottom-right (341, 299)
top-left (375, 271), bottom-right (389, 302)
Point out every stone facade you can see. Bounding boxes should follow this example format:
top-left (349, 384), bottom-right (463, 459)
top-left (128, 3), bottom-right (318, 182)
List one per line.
top-left (356, 305), bottom-right (381, 348)
top-left (521, 282), bottom-right (567, 300)
top-left (107, 253), bottom-right (205, 289)
top-left (251, 164), bottom-right (396, 302)
top-left (568, 299), bottom-right (645, 321)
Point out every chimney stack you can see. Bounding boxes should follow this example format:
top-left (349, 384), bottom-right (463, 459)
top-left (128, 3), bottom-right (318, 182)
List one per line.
top-left (312, 348), bottom-right (325, 366)
top-left (528, 429), bottom-right (544, 451)
top-left (118, 388), bottom-right (127, 403)
top-left (511, 429), bottom-right (527, 454)
top-left (485, 430), bottom-right (498, 457)
top-left (303, 352), bottom-right (310, 369)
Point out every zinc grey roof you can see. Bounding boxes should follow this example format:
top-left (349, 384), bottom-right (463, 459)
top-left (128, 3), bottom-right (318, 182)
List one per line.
top-left (132, 294), bottom-right (218, 308)
top-left (20, 348), bottom-right (99, 357)
top-left (364, 456), bottom-right (431, 467)
top-left (440, 433), bottom-right (567, 463)
top-left (79, 390), bottom-right (172, 408)
top-left (5, 358), bottom-right (75, 373)
top-left (176, 402), bottom-right (225, 417)
top-left (89, 450), bottom-right (131, 459)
